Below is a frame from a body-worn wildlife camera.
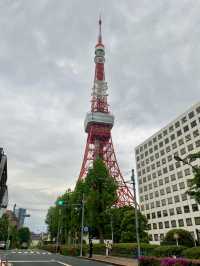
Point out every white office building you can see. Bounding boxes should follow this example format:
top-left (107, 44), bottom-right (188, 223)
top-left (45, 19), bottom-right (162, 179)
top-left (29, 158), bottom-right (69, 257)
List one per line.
top-left (135, 102), bottom-right (200, 243)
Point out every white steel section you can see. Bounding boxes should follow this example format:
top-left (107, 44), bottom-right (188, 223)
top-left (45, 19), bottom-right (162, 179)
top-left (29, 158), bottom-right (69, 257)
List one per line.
top-left (92, 80), bottom-right (108, 98)
top-left (84, 112), bottom-right (114, 132)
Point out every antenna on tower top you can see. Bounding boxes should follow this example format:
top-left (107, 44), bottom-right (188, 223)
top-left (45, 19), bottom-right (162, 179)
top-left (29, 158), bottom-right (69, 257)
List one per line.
top-left (98, 14), bottom-right (102, 44)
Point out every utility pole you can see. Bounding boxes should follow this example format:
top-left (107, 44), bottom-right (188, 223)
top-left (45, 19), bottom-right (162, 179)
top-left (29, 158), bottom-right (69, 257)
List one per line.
top-left (131, 169), bottom-right (141, 258)
top-left (80, 194), bottom-right (85, 257)
top-left (56, 208), bottom-right (62, 253)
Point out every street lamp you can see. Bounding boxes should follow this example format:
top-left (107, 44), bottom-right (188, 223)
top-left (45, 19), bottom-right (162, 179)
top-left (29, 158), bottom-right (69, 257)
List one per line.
top-left (174, 233), bottom-right (179, 247)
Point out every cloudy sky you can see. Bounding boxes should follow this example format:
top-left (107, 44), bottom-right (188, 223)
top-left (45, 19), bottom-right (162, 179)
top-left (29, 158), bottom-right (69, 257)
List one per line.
top-left (0, 0), bottom-right (200, 232)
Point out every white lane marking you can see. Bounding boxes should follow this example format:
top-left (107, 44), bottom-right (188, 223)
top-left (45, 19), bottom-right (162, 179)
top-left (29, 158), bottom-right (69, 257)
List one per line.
top-left (57, 261), bottom-right (72, 266)
top-left (9, 260), bottom-right (55, 263)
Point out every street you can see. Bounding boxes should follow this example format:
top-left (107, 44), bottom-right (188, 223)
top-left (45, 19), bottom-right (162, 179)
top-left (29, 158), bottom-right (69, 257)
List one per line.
top-left (0, 250), bottom-right (113, 266)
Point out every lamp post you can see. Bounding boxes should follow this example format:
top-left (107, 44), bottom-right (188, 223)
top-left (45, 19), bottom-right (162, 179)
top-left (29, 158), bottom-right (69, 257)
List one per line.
top-left (131, 169), bottom-right (141, 258)
top-left (174, 233), bottom-right (179, 247)
top-left (80, 194), bottom-right (85, 257)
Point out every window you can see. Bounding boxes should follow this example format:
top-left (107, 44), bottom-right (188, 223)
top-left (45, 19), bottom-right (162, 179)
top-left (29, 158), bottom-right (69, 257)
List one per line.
top-left (158, 133), bottom-right (162, 140)
top-left (153, 137), bottom-right (157, 143)
top-left (147, 224), bottom-right (151, 230)
top-left (149, 183), bottom-right (153, 190)
top-left (187, 144), bottom-right (194, 152)
top-left (178, 138), bottom-right (184, 145)
top-left (148, 140), bottom-right (152, 146)
top-left (151, 202), bottom-right (155, 209)
top-left (191, 120), bottom-right (197, 128)
top-left (147, 174), bottom-right (152, 181)
top-left (184, 205), bottom-right (190, 213)
top-left (165, 177), bottom-right (169, 183)
top-left (196, 140), bottom-right (200, 148)
top-left (176, 207), bottom-right (182, 214)
top-left (188, 111), bottom-right (194, 119)
top-left (145, 194), bottom-right (148, 200)
top-left (182, 116), bottom-right (187, 124)
top-left (177, 130), bottom-right (182, 137)
top-left (154, 234), bottom-right (159, 241)
top-left (193, 130), bottom-right (199, 138)
top-left (159, 222), bottom-right (163, 229)
top-left (163, 167), bottom-right (168, 174)
top-left (145, 151), bottom-right (148, 157)
top-left (162, 158), bottom-right (166, 164)
top-left (151, 164), bottom-right (155, 170)
top-left (178, 219), bottom-right (184, 227)
top-left (140, 196), bottom-right (144, 202)
top-left (140, 146), bottom-right (143, 151)
top-left (195, 217), bottom-right (200, 225)
top-left (169, 125), bottom-right (174, 132)
top-left (157, 211), bottom-right (162, 218)
top-left (186, 218), bottom-right (192, 226)
top-left (172, 142), bottom-right (177, 149)
top-left (175, 161), bottom-right (181, 168)
top-left (154, 145), bottom-right (158, 151)
top-left (161, 199), bottom-right (166, 206)
top-left (160, 189), bottom-right (165, 195)
top-left (143, 176), bottom-right (147, 183)
top-left (149, 193), bottom-right (153, 199)
top-left (175, 121), bottom-right (180, 128)
top-left (155, 191), bottom-right (159, 197)
top-left (177, 171), bottom-right (183, 179)
top-left (153, 223), bottom-right (157, 229)
top-left (160, 149), bottom-right (165, 156)
top-left (158, 170), bottom-right (162, 176)
top-left (166, 146), bottom-right (171, 153)
top-left (181, 193), bottom-right (187, 201)
top-left (187, 179), bottom-right (193, 188)
top-left (180, 147), bottom-right (186, 155)
top-left (184, 168), bottom-right (190, 176)
top-left (146, 204), bottom-right (149, 210)
top-left (192, 204), bottom-right (198, 212)
top-left (166, 187), bottom-right (171, 193)
top-left (165, 221), bottom-right (169, 228)
top-left (159, 179), bottom-right (163, 186)
top-left (185, 134), bottom-right (191, 142)
top-left (169, 208), bottom-right (175, 216)
top-left (174, 195), bottom-right (180, 203)
top-left (163, 210), bottom-right (168, 217)
top-left (170, 134), bottom-right (175, 141)
top-left (144, 144), bottom-right (147, 149)
top-left (152, 173), bottom-right (157, 179)
top-left (168, 155), bottom-right (173, 162)
top-left (146, 214), bottom-right (150, 219)
top-left (160, 234), bottom-right (164, 241)
top-left (156, 161), bottom-right (161, 167)
top-left (144, 186), bottom-right (147, 192)
top-left (165, 138), bottom-right (169, 144)
top-left (183, 125), bottom-right (189, 132)
top-left (168, 197), bottom-right (173, 204)
top-left (159, 141), bottom-right (163, 147)
top-left (153, 181), bottom-right (158, 187)
top-left (152, 212), bottom-right (156, 219)
top-left (196, 106), bottom-right (200, 114)
top-left (170, 174), bottom-right (176, 181)
top-left (172, 184), bottom-right (178, 192)
top-left (163, 130), bottom-right (168, 136)
top-left (179, 182), bottom-right (185, 189)
top-left (156, 201), bottom-right (160, 207)
top-left (171, 220), bottom-right (177, 227)
top-left (149, 234), bottom-right (153, 241)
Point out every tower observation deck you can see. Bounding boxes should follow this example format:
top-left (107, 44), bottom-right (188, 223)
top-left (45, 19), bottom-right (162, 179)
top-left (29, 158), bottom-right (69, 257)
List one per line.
top-left (78, 18), bottom-right (134, 206)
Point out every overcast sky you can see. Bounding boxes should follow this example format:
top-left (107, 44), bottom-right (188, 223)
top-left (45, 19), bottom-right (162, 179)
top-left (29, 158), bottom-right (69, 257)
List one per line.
top-left (0, 0), bottom-right (200, 232)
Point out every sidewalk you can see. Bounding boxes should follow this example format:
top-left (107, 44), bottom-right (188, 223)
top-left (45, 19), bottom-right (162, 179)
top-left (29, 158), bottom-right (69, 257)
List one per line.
top-left (85, 254), bottom-right (138, 266)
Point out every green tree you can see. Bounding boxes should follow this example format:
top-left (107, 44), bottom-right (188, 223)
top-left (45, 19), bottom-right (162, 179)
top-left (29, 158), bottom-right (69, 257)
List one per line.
top-left (162, 229), bottom-right (195, 247)
top-left (17, 227), bottom-right (31, 245)
top-left (186, 152), bottom-right (200, 204)
top-left (45, 206), bottom-right (59, 241)
top-left (0, 214), bottom-right (8, 241)
top-left (84, 158), bottom-right (118, 243)
top-left (120, 208), bottom-right (148, 243)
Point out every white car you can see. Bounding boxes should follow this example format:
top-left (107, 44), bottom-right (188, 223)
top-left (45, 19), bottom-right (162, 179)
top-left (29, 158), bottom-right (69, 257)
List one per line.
top-left (0, 241), bottom-right (6, 249)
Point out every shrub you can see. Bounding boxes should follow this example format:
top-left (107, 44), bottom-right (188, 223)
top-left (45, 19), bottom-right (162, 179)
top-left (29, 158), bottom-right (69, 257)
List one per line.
top-left (160, 258), bottom-right (189, 266)
top-left (139, 257), bottom-right (200, 266)
top-left (139, 256), bottom-right (160, 266)
top-left (162, 229), bottom-right (195, 247)
top-left (182, 247), bottom-right (200, 259)
top-left (153, 245), bottom-right (186, 257)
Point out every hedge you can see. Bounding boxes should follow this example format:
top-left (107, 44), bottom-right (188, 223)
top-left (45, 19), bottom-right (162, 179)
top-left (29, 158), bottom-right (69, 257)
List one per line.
top-left (139, 257), bottom-right (200, 266)
top-left (182, 247), bottom-right (200, 259)
top-left (153, 245), bottom-right (186, 257)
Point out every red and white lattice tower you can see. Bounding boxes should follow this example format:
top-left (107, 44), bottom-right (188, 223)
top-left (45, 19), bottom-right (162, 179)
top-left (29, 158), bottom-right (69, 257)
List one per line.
top-left (78, 18), bottom-right (135, 206)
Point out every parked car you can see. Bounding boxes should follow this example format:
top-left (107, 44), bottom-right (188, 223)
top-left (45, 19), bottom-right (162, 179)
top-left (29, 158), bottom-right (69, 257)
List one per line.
top-left (0, 241), bottom-right (6, 249)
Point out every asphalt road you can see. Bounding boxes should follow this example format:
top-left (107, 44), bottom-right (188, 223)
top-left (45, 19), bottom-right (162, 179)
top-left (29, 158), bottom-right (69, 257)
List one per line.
top-left (0, 249), bottom-right (113, 266)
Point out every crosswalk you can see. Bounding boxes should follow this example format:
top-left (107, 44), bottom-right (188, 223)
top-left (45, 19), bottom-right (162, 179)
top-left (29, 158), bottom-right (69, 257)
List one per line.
top-left (10, 250), bottom-right (51, 255)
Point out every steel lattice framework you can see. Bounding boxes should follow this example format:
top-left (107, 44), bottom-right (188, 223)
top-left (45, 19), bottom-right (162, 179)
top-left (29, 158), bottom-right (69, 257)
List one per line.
top-left (78, 18), bottom-right (135, 206)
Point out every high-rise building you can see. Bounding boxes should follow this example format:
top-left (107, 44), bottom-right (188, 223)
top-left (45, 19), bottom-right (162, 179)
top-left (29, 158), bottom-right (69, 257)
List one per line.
top-left (0, 148), bottom-right (8, 217)
top-left (135, 102), bottom-right (200, 243)
top-left (14, 208), bottom-right (27, 228)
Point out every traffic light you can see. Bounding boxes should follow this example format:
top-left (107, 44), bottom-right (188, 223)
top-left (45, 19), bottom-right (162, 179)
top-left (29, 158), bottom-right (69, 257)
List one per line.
top-left (57, 200), bottom-right (65, 206)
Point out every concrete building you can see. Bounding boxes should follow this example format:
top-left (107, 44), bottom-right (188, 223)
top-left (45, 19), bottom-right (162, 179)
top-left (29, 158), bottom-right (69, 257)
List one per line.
top-left (135, 102), bottom-right (200, 243)
top-left (14, 208), bottom-right (28, 228)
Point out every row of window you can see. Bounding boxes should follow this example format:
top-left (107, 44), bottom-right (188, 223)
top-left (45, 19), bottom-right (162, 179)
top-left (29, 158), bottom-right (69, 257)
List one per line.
top-left (139, 168), bottom-right (191, 188)
top-left (149, 230), bottom-right (196, 242)
top-left (146, 204), bottom-right (199, 220)
top-left (141, 193), bottom-right (189, 211)
top-left (148, 216), bottom-right (200, 231)
top-left (137, 137), bottom-right (200, 163)
top-left (140, 181), bottom-right (190, 202)
top-left (136, 106), bottom-right (200, 155)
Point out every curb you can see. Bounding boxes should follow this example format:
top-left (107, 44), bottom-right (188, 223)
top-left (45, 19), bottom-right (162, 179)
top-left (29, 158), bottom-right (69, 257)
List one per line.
top-left (83, 256), bottom-right (136, 266)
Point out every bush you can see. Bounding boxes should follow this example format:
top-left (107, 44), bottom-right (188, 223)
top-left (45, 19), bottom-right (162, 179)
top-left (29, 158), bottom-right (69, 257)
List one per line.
top-left (139, 257), bottom-right (200, 266)
top-left (162, 229), bottom-right (195, 247)
top-left (182, 247), bottom-right (200, 259)
top-left (139, 256), bottom-right (160, 266)
top-left (153, 245), bottom-right (186, 257)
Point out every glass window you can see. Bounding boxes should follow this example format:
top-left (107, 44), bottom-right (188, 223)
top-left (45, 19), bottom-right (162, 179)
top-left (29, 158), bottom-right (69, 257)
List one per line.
top-left (169, 125), bottom-right (174, 132)
top-left (188, 111), bottom-right (194, 119)
top-left (176, 207), bottom-right (182, 214)
top-left (152, 212), bottom-right (156, 219)
top-left (192, 204), bottom-right (198, 212)
top-left (178, 219), bottom-right (184, 227)
top-left (149, 193), bottom-right (153, 199)
top-left (185, 134), bottom-right (191, 142)
top-left (152, 173), bottom-right (157, 179)
top-left (172, 142), bottom-right (177, 149)
top-left (159, 141), bottom-right (163, 147)
top-left (155, 191), bottom-right (159, 197)
top-left (145, 194), bottom-right (148, 200)
top-left (166, 146), bottom-right (171, 153)
top-left (168, 155), bottom-right (173, 162)
top-left (159, 179), bottom-right (163, 186)
top-left (165, 176), bottom-right (169, 183)
top-left (191, 120), bottom-right (197, 128)
top-left (174, 195), bottom-right (180, 203)
top-left (161, 199), bottom-right (166, 206)
top-left (155, 153), bottom-right (159, 159)
top-left (147, 224), bottom-right (151, 230)
top-left (171, 220), bottom-right (177, 227)
top-left (183, 125), bottom-right (189, 132)
top-left (172, 184), bottom-right (178, 192)
top-left (151, 202), bottom-right (155, 209)
top-left (157, 211), bottom-right (162, 218)
top-left (182, 116), bottom-right (187, 124)
top-left (160, 234), bottom-right (164, 241)
top-left (160, 189), bottom-right (165, 195)
top-left (165, 221), bottom-right (169, 228)
top-left (196, 140), bottom-right (200, 148)
top-left (179, 182), bottom-right (185, 189)
top-left (177, 171), bottom-right (183, 179)
top-left (154, 234), bottom-right (159, 241)
top-left (163, 167), bottom-right (168, 174)
top-left (153, 137), bottom-right (157, 143)
top-left (163, 130), bottom-right (168, 136)
top-left (154, 145), bottom-right (158, 151)
top-left (168, 197), bottom-right (173, 204)
top-left (146, 204), bottom-right (149, 210)
top-left (146, 213), bottom-right (150, 219)
top-left (178, 138), bottom-right (184, 145)
top-left (170, 134), bottom-right (175, 141)
top-left (175, 121), bottom-right (180, 128)
top-left (166, 186), bottom-right (171, 193)
top-left (187, 144), bottom-right (194, 152)
top-left (195, 217), bottom-right (200, 225)
top-left (160, 149), bottom-right (165, 156)
top-left (170, 174), bottom-right (176, 181)
top-left (169, 208), bottom-right (175, 216)
top-left (159, 222), bottom-right (163, 229)
top-left (153, 223), bottom-right (157, 229)
top-left (181, 193), bottom-right (187, 201)
top-left (149, 234), bottom-right (153, 241)
top-left (156, 201), bottom-right (160, 207)
top-left (175, 161), bottom-right (181, 168)
top-left (196, 106), bottom-right (200, 114)
top-left (163, 210), bottom-right (168, 217)
top-left (184, 168), bottom-right (190, 176)
top-left (186, 218), bottom-right (192, 226)
top-left (153, 181), bottom-right (158, 187)
top-left (184, 205), bottom-right (190, 213)
top-left (193, 130), bottom-right (199, 138)
top-left (165, 138), bottom-right (169, 144)
top-left (177, 130), bottom-right (182, 137)
top-left (180, 147), bottom-right (186, 155)
top-left (158, 133), bottom-right (162, 139)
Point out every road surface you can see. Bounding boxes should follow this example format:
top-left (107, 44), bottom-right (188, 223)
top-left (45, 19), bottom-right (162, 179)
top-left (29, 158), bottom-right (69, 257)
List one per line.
top-left (0, 249), bottom-right (113, 266)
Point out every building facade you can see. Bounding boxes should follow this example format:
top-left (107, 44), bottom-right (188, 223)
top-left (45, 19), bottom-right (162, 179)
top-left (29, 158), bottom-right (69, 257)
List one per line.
top-left (135, 102), bottom-right (200, 243)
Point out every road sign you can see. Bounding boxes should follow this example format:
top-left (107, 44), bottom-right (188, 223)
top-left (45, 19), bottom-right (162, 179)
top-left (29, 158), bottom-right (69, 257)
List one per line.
top-left (83, 226), bottom-right (89, 232)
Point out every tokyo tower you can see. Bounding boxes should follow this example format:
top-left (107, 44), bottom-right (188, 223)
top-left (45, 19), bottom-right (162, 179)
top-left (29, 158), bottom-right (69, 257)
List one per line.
top-left (78, 18), bottom-right (134, 206)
